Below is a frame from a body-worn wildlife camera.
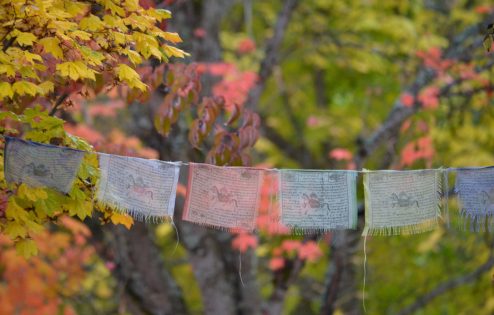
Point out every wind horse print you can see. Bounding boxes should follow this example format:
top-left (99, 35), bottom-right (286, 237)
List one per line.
top-left (96, 153), bottom-right (180, 221)
top-left (363, 169), bottom-right (443, 236)
top-left (455, 167), bottom-right (494, 231)
top-left (183, 163), bottom-right (263, 231)
top-left (4, 137), bottom-right (84, 194)
top-left (279, 170), bottom-right (358, 233)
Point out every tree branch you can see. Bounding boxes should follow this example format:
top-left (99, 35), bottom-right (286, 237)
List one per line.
top-left (49, 93), bottom-right (69, 116)
top-left (87, 219), bottom-right (189, 315)
top-left (396, 254), bottom-right (494, 315)
top-left (244, 0), bottom-right (300, 111)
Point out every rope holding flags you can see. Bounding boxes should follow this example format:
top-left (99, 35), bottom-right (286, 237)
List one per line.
top-left (3, 135), bottom-right (493, 235)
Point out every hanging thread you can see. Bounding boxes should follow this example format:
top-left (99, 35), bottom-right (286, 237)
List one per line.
top-left (362, 234), bottom-right (368, 313)
top-left (238, 251), bottom-right (245, 288)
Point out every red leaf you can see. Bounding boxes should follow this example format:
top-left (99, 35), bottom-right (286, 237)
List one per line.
top-left (281, 240), bottom-right (301, 253)
top-left (418, 86), bottom-right (440, 109)
top-left (297, 241), bottom-right (323, 262)
top-left (269, 257), bottom-right (285, 271)
top-left (400, 93), bottom-right (415, 107)
top-left (193, 28), bottom-right (206, 38)
top-left (400, 136), bottom-right (435, 167)
top-left (231, 233), bottom-right (257, 253)
top-left (329, 148), bottom-right (353, 161)
top-left (237, 38), bottom-right (256, 54)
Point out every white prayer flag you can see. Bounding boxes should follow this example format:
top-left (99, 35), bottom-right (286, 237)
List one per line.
top-left (279, 170), bottom-right (358, 232)
top-left (96, 153), bottom-right (180, 221)
top-left (363, 169), bottom-right (442, 236)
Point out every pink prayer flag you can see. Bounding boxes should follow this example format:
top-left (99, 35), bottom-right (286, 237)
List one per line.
top-left (183, 163), bottom-right (263, 231)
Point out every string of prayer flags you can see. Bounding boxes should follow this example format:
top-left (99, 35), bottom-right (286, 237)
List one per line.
top-left (9, 136), bottom-right (494, 236)
top-left (279, 170), bottom-right (358, 232)
top-left (96, 153), bottom-right (180, 222)
top-left (362, 169), bottom-right (442, 236)
top-left (455, 167), bottom-right (494, 231)
top-left (4, 136), bottom-right (84, 194)
top-left (183, 163), bottom-right (263, 231)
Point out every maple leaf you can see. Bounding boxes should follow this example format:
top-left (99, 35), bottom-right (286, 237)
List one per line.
top-left (13, 31), bottom-right (37, 46)
top-left (0, 82), bottom-right (13, 98)
top-left (110, 212), bottom-right (134, 229)
top-left (116, 64), bottom-right (147, 91)
top-left (12, 81), bottom-right (39, 97)
top-left (39, 37), bottom-right (64, 59)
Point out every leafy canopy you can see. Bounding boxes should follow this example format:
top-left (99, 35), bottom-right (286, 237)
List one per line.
top-left (0, 0), bottom-right (186, 258)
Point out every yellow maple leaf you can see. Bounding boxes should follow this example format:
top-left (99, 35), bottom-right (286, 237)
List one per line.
top-left (70, 30), bottom-right (92, 41)
top-left (39, 37), bottom-right (64, 59)
top-left (150, 9), bottom-right (172, 21)
top-left (119, 48), bottom-right (142, 65)
top-left (79, 14), bottom-right (105, 32)
top-left (0, 82), bottom-right (13, 99)
top-left (18, 183), bottom-right (48, 201)
top-left (22, 51), bottom-right (43, 64)
top-left (0, 64), bottom-right (16, 78)
top-left (12, 81), bottom-right (39, 97)
top-left (14, 31), bottom-right (37, 46)
top-left (38, 81), bottom-right (55, 95)
top-left (110, 212), bottom-right (134, 229)
top-left (116, 64), bottom-right (147, 91)
top-left (162, 45), bottom-right (189, 58)
top-left (161, 32), bottom-right (182, 43)
top-left (57, 61), bottom-right (97, 81)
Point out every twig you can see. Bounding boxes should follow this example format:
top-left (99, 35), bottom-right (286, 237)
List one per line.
top-left (49, 93), bottom-right (69, 116)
